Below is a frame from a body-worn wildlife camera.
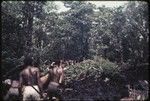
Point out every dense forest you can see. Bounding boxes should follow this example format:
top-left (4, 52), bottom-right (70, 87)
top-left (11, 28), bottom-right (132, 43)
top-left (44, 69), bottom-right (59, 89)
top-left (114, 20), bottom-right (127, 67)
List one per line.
top-left (1, 1), bottom-right (149, 100)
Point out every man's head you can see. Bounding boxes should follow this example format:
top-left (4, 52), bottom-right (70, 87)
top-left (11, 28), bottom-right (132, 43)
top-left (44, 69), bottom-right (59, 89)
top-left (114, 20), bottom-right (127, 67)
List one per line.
top-left (48, 62), bottom-right (54, 69)
top-left (60, 61), bottom-right (67, 68)
top-left (49, 62), bottom-right (57, 69)
top-left (23, 56), bottom-right (33, 66)
top-left (33, 58), bottom-right (40, 67)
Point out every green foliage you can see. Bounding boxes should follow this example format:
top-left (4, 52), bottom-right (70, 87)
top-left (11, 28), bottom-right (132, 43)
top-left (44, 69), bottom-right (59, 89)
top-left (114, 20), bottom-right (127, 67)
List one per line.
top-left (65, 57), bottom-right (120, 83)
top-left (1, 1), bottom-right (149, 100)
top-left (1, 1), bottom-right (149, 79)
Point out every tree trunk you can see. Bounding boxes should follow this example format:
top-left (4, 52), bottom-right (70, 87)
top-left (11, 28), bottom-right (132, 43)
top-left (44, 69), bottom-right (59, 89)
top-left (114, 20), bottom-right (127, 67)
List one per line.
top-left (23, 1), bottom-right (34, 54)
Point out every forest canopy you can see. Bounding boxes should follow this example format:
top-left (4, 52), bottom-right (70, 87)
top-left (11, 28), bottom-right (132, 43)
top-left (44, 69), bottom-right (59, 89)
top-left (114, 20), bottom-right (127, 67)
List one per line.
top-left (1, 1), bottom-right (149, 100)
top-left (1, 1), bottom-right (149, 80)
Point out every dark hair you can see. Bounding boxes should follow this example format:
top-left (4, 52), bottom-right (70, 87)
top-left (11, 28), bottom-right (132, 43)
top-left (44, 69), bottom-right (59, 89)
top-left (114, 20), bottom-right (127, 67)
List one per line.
top-left (23, 57), bottom-right (33, 66)
top-left (33, 58), bottom-right (40, 67)
top-left (55, 60), bottom-right (60, 66)
top-left (49, 65), bottom-right (54, 69)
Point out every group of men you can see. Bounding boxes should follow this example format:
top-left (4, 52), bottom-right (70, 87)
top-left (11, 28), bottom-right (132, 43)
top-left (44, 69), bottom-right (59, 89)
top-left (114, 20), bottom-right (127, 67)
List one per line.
top-left (18, 57), bottom-right (65, 101)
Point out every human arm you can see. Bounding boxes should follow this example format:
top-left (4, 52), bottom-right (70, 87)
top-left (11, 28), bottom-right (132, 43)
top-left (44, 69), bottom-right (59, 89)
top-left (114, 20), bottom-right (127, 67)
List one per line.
top-left (37, 69), bottom-right (43, 93)
top-left (19, 72), bottom-right (23, 97)
top-left (59, 68), bottom-right (64, 84)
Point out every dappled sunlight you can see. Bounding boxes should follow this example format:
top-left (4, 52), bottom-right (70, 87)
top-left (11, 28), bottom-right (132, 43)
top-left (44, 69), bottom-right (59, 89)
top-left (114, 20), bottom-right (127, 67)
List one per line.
top-left (2, 1), bottom-right (149, 100)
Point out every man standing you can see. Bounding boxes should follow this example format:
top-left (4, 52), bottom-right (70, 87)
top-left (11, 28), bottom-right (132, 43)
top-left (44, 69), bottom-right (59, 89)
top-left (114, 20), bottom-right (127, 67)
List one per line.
top-left (19, 56), bottom-right (43, 101)
top-left (47, 61), bottom-right (65, 100)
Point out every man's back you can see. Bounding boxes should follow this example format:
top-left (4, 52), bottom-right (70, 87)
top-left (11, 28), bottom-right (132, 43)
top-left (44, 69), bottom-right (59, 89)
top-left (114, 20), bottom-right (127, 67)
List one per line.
top-left (49, 67), bottom-right (59, 83)
top-left (49, 66), bottom-right (63, 84)
top-left (20, 66), bottom-right (39, 86)
top-left (47, 65), bottom-right (64, 100)
top-left (20, 65), bottom-right (41, 101)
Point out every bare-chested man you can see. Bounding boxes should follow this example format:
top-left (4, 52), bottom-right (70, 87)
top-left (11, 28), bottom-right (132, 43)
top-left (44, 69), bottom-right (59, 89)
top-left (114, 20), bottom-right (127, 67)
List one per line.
top-left (19, 57), bottom-right (43, 101)
top-left (47, 61), bottom-right (65, 100)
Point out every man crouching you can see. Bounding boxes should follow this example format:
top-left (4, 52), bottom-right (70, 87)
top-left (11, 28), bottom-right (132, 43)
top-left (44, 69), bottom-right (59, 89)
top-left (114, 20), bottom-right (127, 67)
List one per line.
top-left (19, 56), bottom-right (43, 101)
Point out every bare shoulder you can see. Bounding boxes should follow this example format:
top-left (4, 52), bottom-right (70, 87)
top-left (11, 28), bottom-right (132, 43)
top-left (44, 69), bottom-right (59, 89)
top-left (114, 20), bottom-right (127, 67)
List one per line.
top-left (57, 67), bottom-right (63, 74)
top-left (32, 67), bottom-right (39, 72)
top-left (49, 68), bottom-right (53, 74)
top-left (49, 68), bottom-right (53, 72)
top-left (20, 69), bottom-right (26, 75)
